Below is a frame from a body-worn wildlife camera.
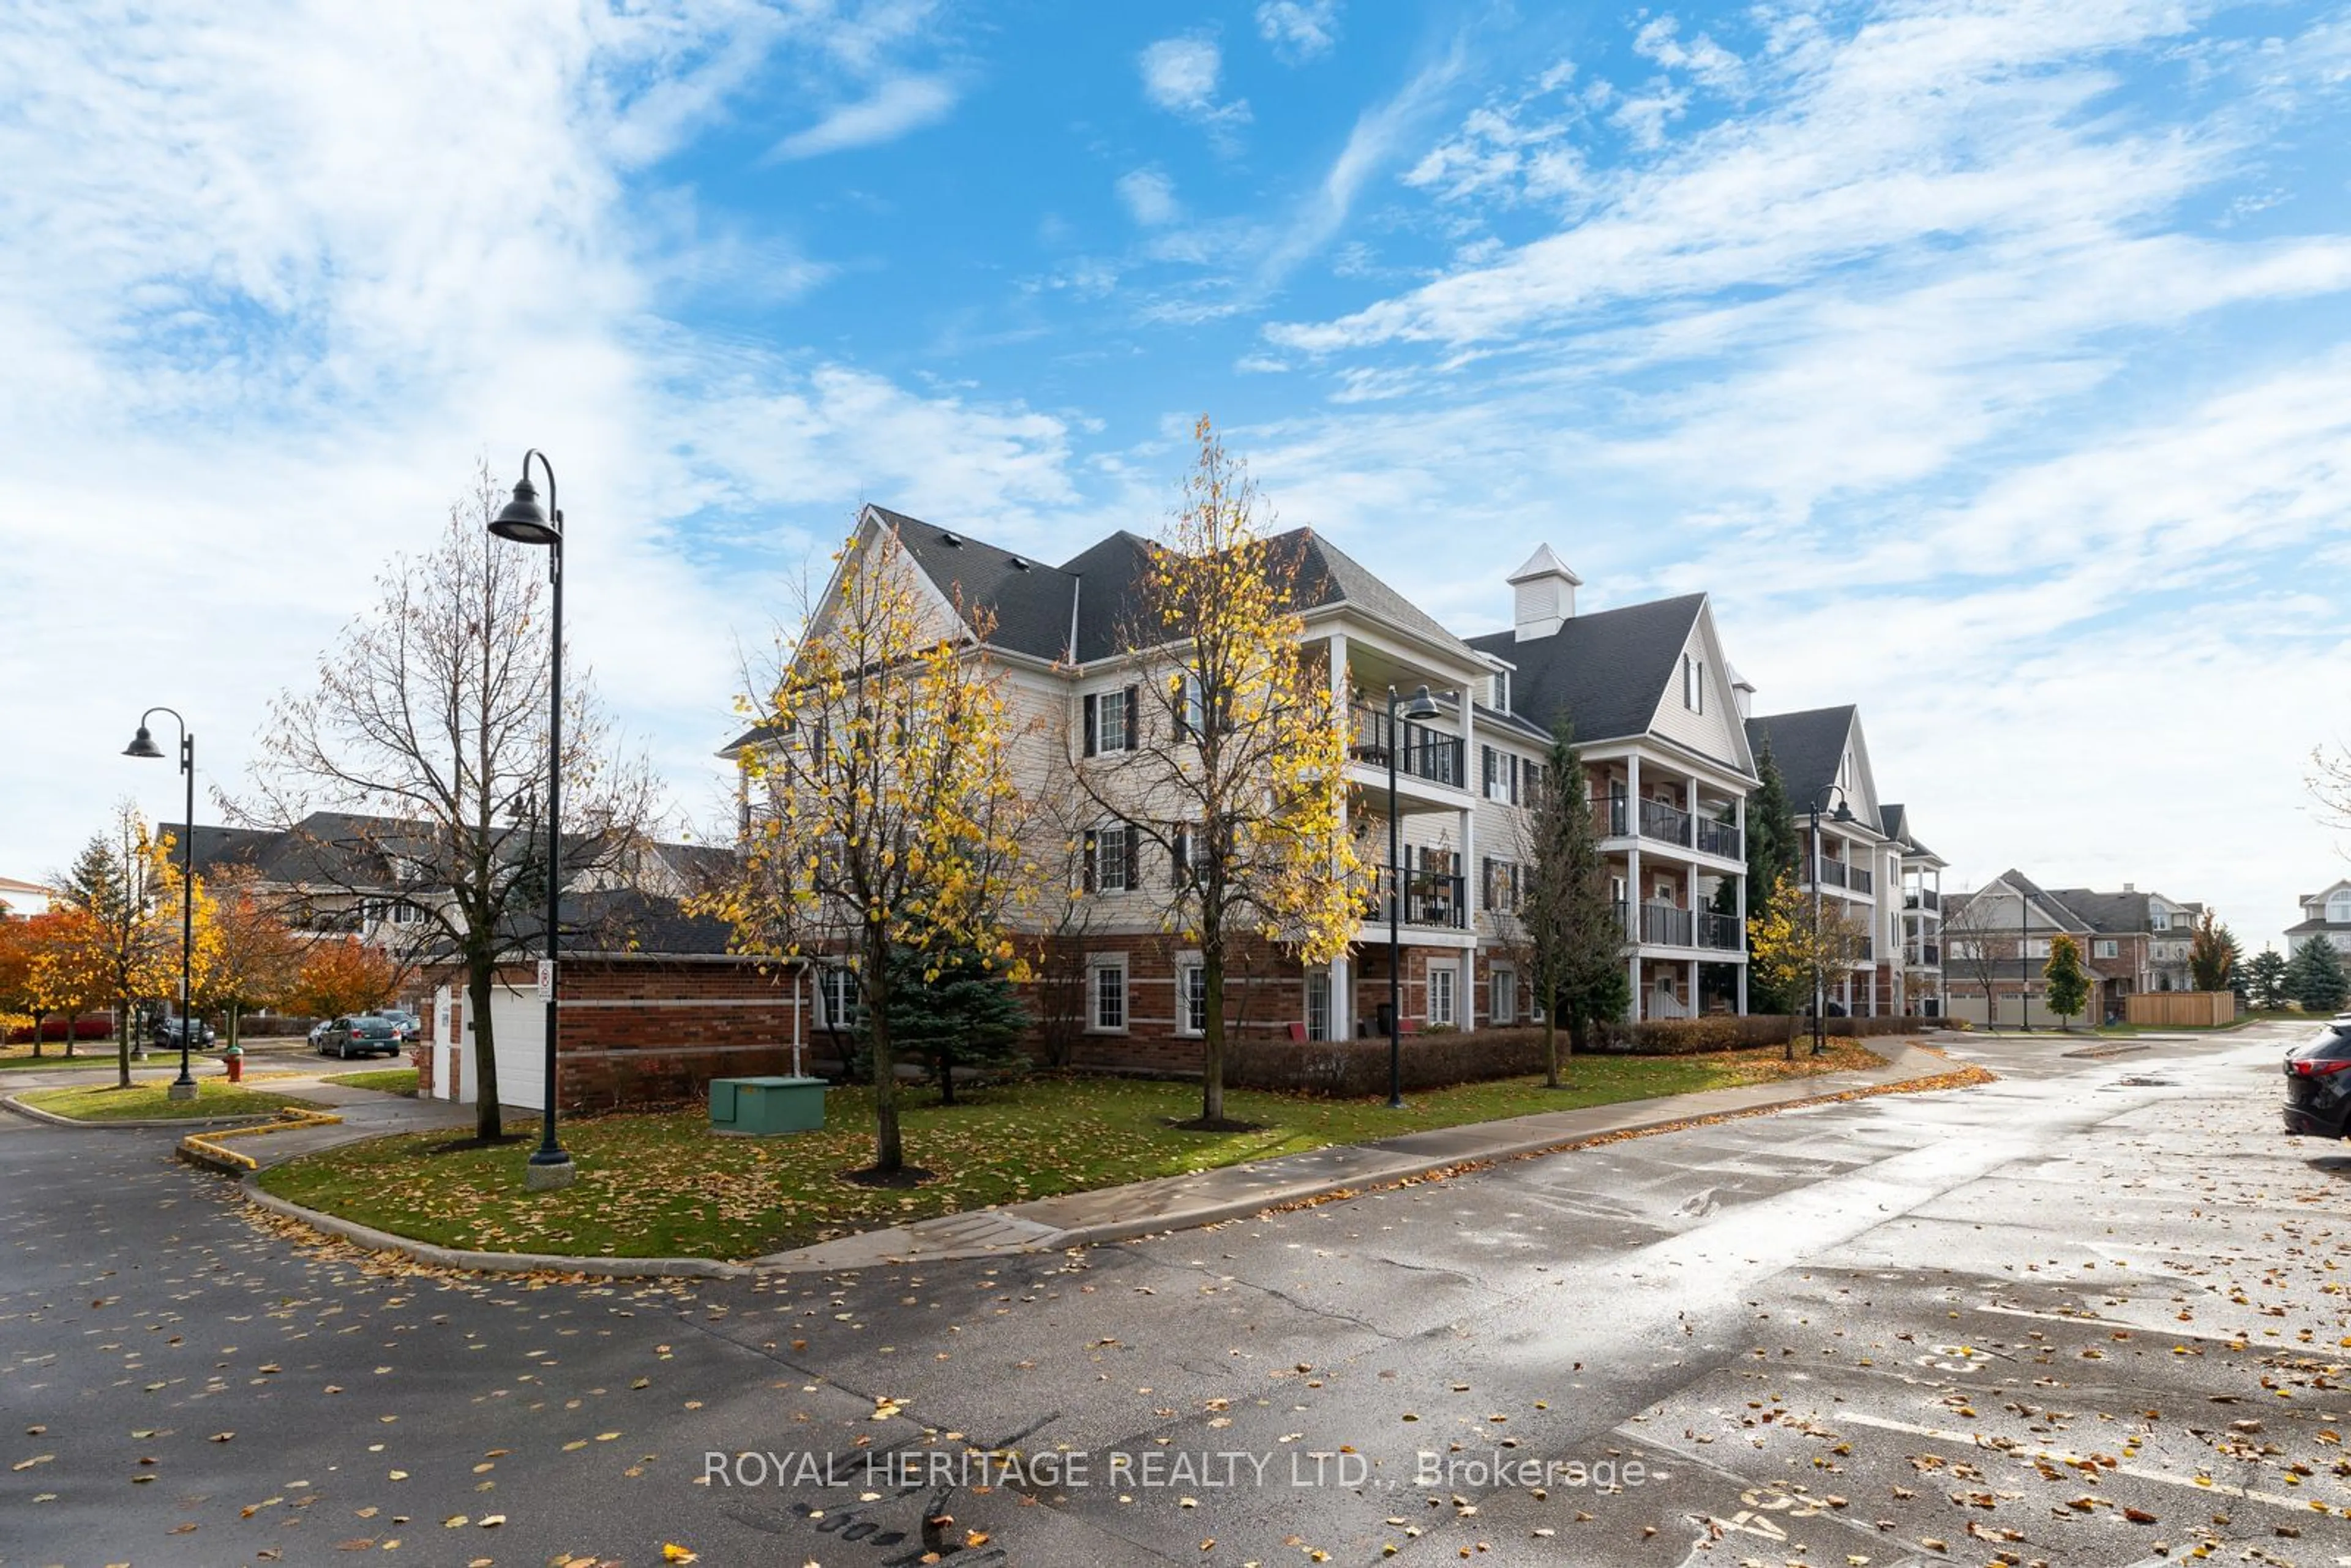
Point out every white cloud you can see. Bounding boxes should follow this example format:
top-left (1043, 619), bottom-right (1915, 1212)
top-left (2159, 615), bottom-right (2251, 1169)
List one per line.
top-left (1116, 167), bottom-right (1182, 227)
top-left (767, 72), bottom-right (958, 160)
top-left (1258, 0), bottom-right (1341, 63)
top-left (1140, 34), bottom-right (1251, 146)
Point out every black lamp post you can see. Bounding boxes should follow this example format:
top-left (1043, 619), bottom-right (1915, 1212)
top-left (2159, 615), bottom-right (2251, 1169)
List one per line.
top-left (1385, 683), bottom-right (1442, 1109)
top-left (2018, 893), bottom-right (2032, 1033)
top-left (488, 449), bottom-right (575, 1191)
top-left (1807, 784), bottom-right (1856, 1057)
top-left (124, 709), bottom-right (199, 1101)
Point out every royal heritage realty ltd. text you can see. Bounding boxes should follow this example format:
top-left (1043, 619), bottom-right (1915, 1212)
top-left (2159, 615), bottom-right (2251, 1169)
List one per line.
top-left (702, 1449), bottom-right (1657, 1493)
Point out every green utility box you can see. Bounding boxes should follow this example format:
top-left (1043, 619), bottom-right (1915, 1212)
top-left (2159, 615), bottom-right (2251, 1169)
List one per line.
top-left (708, 1076), bottom-right (828, 1135)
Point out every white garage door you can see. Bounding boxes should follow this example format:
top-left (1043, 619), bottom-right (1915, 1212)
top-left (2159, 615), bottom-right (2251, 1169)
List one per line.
top-left (485, 984), bottom-right (546, 1115)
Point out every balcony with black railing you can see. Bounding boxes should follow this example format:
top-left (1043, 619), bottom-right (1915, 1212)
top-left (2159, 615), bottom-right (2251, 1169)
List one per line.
top-left (1637, 797), bottom-right (1693, 848)
top-left (1362, 868), bottom-right (1467, 931)
top-left (1903, 887), bottom-right (1940, 912)
top-left (1348, 704), bottom-right (1466, 789)
top-left (1698, 911), bottom-right (1742, 951)
top-left (1848, 864), bottom-right (1873, 895)
top-left (1807, 857), bottom-right (1849, 889)
top-left (1694, 815), bottom-right (1742, 860)
top-left (1639, 901), bottom-right (1695, 947)
top-left (1904, 942), bottom-right (1941, 967)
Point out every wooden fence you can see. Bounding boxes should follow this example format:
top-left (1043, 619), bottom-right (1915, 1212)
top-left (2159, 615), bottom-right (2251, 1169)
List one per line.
top-left (2123, 991), bottom-right (2236, 1028)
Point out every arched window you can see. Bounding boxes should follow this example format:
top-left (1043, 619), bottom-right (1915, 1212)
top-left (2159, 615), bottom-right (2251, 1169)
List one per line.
top-left (2328, 890), bottom-right (2351, 925)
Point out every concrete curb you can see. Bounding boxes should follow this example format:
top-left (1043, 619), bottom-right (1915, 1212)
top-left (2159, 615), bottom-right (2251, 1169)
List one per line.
top-left (235, 1180), bottom-right (755, 1280)
top-left (1, 1092), bottom-right (281, 1131)
top-left (220, 1041), bottom-right (1989, 1281)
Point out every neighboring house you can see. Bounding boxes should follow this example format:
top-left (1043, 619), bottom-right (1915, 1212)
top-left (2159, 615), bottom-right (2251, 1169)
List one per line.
top-left (1944, 872), bottom-right (2205, 1024)
top-left (1742, 705), bottom-right (1912, 1017)
top-left (2285, 880), bottom-right (2351, 959)
top-left (1879, 805), bottom-right (1948, 1018)
top-left (730, 509), bottom-right (1775, 1068)
top-left (0, 876), bottom-right (53, 918)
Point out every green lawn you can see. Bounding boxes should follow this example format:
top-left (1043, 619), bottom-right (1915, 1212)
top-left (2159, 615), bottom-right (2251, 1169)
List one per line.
top-left (18, 1079), bottom-right (329, 1122)
top-left (322, 1067), bottom-right (420, 1096)
top-left (257, 1042), bottom-right (1887, 1261)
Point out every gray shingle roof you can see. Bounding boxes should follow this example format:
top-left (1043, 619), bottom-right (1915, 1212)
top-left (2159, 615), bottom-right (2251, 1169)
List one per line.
top-left (1464, 594), bottom-right (1706, 749)
top-left (2044, 887), bottom-right (2153, 935)
top-left (1744, 706), bottom-right (1856, 805)
top-left (1877, 803), bottom-right (1943, 865)
top-left (872, 505), bottom-right (1078, 662)
top-left (1284, 529), bottom-right (1483, 664)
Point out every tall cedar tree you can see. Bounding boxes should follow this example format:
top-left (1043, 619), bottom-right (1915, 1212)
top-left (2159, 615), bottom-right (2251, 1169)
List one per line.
top-left (2188, 910), bottom-right (2236, 992)
top-left (716, 517), bottom-right (1024, 1177)
top-left (878, 939), bottom-right (1031, 1105)
top-left (2285, 937), bottom-right (2349, 1014)
top-left (1079, 418), bottom-right (1360, 1129)
top-left (246, 468), bottom-right (659, 1142)
top-left (2041, 933), bottom-right (2090, 1029)
top-left (1743, 738), bottom-right (1801, 1011)
top-left (1523, 719), bottom-right (1629, 1082)
top-left (2245, 946), bottom-right (2289, 1010)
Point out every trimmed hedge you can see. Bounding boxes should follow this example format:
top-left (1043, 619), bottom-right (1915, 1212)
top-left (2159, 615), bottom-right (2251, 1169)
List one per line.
top-left (1224, 1015), bottom-right (1936, 1095)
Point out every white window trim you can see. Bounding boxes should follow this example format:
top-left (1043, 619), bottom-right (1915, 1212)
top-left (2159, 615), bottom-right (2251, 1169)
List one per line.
top-left (1490, 964), bottom-right (1517, 1026)
top-left (1086, 954), bottom-right (1129, 1035)
top-left (1428, 961), bottom-right (1458, 1029)
top-left (1174, 958), bottom-right (1207, 1038)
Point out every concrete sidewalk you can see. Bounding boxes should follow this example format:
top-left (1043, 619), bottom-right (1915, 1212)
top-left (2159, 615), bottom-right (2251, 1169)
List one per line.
top-left (160, 1038), bottom-right (1976, 1282)
top-left (1, 1068), bottom-right (474, 1152)
top-left (749, 1041), bottom-right (1971, 1273)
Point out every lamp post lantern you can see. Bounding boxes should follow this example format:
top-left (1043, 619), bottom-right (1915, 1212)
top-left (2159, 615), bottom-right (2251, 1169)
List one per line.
top-left (1385, 683), bottom-right (1442, 1109)
top-left (489, 449), bottom-right (576, 1190)
top-left (123, 709), bottom-right (200, 1101)
top-left (1807, 784), bottom-right (1856, 1057)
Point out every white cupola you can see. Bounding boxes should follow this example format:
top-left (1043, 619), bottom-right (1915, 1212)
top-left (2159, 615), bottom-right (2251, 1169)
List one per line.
top-left (1507, 544), bottom-right (1581, 641)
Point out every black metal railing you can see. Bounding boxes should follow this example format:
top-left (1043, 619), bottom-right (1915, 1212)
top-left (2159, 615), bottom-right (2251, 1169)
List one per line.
top-left (1363, 868), bottom-right (1466, 930)
top-left (1698, 911), bottom-right (1742, 951)
top-left (1905, 888), bottom-right (1940, 911)
top-left (1349, 705), bottom-right (1465, 788)
top-left (1848, 865), bottom-right (1873, 895)
top-left (1905, 942), bottom-right (1940, 967)
top-left (1639, 902), bottom-right (1694, 947)
top-left (1595, 796), bottom-right (1628, 837)
top-left (1695, 816), bottom-right (1742, 859)
top-left (1809, 857), bottom-right (1849, 889)
top-left (1638, 798), bottom-right (1693, 848)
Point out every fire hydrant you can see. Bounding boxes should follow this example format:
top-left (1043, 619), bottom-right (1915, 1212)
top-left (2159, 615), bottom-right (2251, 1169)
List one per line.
top-left (223, 1043), bottom-right (244, 1083)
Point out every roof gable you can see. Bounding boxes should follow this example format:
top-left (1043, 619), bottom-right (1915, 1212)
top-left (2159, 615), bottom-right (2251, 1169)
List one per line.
top-left (1463, 593), bottom-right (1712, 751)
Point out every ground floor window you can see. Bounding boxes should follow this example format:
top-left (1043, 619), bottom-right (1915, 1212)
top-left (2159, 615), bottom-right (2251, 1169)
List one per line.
top-left (817, 964), bottom-right (859, 1030)
top-left (1089, 958), bottom-right (1128, 1032)
top-left (1305, 969), bottom-right (1331, 1041)
top-left (1177, 962), bottom-right (1207, 1036)
top-left (1490, 965), bottom-right (1517, 1026)
top-left (1429, 962), bottom-right (1457, 1028)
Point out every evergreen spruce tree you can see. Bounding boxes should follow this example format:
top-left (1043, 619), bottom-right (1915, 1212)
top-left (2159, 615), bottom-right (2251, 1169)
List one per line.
top-left (2285, 938), bottom-right (2349, 1015)
top-left (1524, 718), bottom-right (1631, 1084)
top-left (880, 939), bottom-right (1032, 1106)
top-left (2245, 945), bottom-right (2289, 1011)
top-left (1742, 738), bottom-right (1801, 1013)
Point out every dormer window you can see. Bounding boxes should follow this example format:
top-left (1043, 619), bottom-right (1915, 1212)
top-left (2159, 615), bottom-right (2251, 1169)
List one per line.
top-left (1490, 670), bottom-right (1510, 710)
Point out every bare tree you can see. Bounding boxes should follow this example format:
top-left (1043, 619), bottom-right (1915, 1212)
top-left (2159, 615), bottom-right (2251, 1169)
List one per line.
top-left (242, 465), bottom-right (661, 1142)
top-left (1941, 892), bottom-right (2015, 1032)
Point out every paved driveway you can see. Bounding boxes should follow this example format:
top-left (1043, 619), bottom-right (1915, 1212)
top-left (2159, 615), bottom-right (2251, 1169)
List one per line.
top-left (2, 1026), bottom-right (2345, 1567)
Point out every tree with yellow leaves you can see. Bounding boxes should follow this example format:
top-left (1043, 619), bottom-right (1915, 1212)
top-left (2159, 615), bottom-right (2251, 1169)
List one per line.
top-left (1081, 418), bottom-right (1362, 1128)
top-left (197, 866), bottom-right (307, 1051)
top-left (1747, 871), bottom-right (1870, 1060)
top-left (714, 517), bottom-right (1024, 1179)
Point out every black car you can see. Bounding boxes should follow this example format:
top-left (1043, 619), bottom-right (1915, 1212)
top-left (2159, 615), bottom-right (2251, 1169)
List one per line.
top-left (315, 1015), bottom-right (403, 1060)
top-left (150, 1016), bottom-right (216, 1051)
top-left (2282, 1022), bottom-right (2351, 1139)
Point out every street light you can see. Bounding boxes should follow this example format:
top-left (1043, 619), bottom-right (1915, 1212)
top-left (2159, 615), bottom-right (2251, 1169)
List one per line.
top-left (124, 709), bottom-right (200, 1101)
top-left (1385, 683), bottom-right (1443, 1109)
top-left (488, 449), bottom-right (576, 1191)
top-left (1807, 784), bottom-right (1856, 1057)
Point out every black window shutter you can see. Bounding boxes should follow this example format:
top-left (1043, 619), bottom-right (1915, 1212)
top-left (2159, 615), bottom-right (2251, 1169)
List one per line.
top-left (1123, 686), bottom-right (1139, 750)
top-left (1510, 754), bottom-right (1521, 805)
top-left (1082, 694), bottom-right (1098, 757)
top-left (1123, 823), bottom-right (1139, 890)
top-left (1172, 826), bottom-right (1189, 886)
top-left (1082, 830), bottom-right (1098, 892)
top-left (1482, 857), bottom-right (1494, 907)
top-left (1171, 676), bottom-right (1189, 741)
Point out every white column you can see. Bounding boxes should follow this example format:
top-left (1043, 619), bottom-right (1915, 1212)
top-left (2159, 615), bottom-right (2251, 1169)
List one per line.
top-left (1626, 838), bottom-right (1644, 1020)
top-left (1330, 955), bottom-right (1351, 1041)
top-left (1687, 958), bottom-right (1700, 1018)
top-left (1734, 850), bottom-right (1749, 1015)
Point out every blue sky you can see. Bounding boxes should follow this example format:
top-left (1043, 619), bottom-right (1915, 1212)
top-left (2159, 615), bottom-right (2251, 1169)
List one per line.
top-left (6, 0), bottom-right (2351, 948)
